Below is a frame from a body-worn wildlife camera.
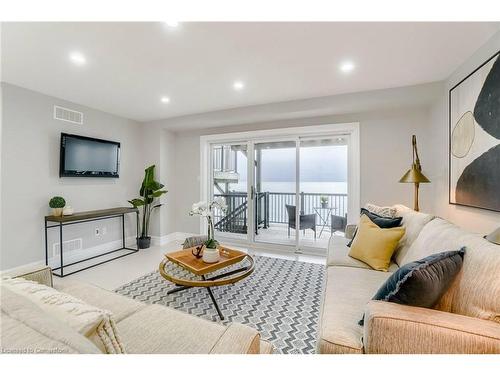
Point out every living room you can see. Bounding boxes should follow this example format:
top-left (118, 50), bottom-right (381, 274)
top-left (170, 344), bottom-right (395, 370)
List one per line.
top-left (1, 0), bottom-right (499, 371)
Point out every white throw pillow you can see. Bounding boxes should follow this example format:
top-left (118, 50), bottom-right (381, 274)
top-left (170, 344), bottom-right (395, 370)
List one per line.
top-left (2, 277), bottom-right (125, 354)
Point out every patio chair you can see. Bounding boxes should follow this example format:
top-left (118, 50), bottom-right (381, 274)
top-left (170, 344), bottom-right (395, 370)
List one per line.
top-left (285, 204), bottom-right (316, 239)
top-left (330, 213), bottom-right (347, 233)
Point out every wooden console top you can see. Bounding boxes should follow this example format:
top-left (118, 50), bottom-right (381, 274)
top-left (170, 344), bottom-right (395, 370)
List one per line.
top-left (45, 207), bottom-right (138, 223)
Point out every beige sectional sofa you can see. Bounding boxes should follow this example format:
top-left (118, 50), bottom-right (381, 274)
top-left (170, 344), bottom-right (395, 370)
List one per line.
top-left (1, 266), bottom-right (273, 354)
top-left (317, 204), bottom-right (500, 354)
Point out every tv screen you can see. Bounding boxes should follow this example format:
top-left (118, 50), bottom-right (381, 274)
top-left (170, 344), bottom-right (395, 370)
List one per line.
top-left (60, 133), bottom-right (120, 177)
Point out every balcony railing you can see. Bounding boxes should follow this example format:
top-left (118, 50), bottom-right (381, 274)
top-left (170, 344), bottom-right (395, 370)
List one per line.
top-left (214, 191), bottom-right (347, 234)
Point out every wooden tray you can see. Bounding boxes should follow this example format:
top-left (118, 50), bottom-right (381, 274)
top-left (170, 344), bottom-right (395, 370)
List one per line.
top-left (165, 246), bottom-right (247, 276)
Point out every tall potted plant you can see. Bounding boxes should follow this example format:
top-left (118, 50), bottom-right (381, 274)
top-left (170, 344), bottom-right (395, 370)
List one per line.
top-left (129, 165), bottom-right (167, 249)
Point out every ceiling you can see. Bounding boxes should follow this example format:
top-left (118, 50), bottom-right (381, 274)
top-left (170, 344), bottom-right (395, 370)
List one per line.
top-left (2, 22), bottom-right (499, 122)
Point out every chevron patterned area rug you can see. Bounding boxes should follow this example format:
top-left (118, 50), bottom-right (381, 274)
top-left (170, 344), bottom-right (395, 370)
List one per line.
top-left (114, 255), bottom-right (326, 354)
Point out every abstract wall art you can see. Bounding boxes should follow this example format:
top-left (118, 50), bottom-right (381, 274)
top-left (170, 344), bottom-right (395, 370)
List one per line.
top-left (449, 51), bottom-right (500, 212)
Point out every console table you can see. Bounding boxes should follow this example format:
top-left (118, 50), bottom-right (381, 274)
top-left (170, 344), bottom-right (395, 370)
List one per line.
top-left (45, 207), bottom-right (139, 277)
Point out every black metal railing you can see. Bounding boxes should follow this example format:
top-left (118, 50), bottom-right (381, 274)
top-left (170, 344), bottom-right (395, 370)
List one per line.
top-left (213, 191), bottom-right (347, 233)
top-left (267, 192), bottom-right (348, 224)
top-left (214, 192), bottom-right (268, 233)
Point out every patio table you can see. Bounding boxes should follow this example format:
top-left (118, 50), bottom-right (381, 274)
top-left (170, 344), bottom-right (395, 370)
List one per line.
top-left (313, 206), bottom-right (336, 238)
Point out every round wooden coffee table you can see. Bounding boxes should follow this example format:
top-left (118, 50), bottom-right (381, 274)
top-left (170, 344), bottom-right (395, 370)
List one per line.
top-left (159, 246), bottom-right (255, 320)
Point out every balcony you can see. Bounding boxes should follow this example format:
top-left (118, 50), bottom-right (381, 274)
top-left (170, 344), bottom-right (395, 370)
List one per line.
top-left (213, 191), bottom-right (348, 248)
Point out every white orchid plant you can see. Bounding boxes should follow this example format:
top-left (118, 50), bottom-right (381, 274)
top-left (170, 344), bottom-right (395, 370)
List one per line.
top-left (189, 197), bottom-right (227, 248)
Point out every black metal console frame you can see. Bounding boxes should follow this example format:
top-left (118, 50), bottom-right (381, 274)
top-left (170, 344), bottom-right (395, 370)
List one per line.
top-left (44, 209), bottom-right (139, 277)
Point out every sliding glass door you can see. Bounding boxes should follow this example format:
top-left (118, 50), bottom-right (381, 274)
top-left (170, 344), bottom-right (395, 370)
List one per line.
top-left (253, 140), bottom-right (297, 246)
top-left (207, 132), bottom-right (351, 252)
top-left (298, 137), bottom-right (348, 249)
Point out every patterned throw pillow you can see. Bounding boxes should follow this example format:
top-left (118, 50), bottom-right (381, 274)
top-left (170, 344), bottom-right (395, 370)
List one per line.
top-left (365, 203), bottom-right (397, 218)
top-left (359, 248), bottom-right (465, 325)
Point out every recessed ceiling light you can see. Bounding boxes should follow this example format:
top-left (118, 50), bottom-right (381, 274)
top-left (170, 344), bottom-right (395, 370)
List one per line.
top-left (69, 52), bottom-right (86, 66)
top-left (339, 61), bottom-right (355, 73)
top-left (233, 81), bottom-right (245, 91)
top-left (164, 21), bottom-right (179, 28)
top-left (161, 96), bottom-right (170, 103)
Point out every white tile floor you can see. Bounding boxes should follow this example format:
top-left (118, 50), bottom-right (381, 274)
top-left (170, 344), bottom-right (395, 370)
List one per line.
top-left (59, 239), bottom-right (326, 291)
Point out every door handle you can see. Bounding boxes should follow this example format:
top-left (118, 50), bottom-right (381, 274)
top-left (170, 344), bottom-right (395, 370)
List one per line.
top-left (250, 185), bottom-right (255, 200)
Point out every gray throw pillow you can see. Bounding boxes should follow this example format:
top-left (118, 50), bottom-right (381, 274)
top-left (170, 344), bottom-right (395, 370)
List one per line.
top-left (359, 248), bottom-right (465, 326)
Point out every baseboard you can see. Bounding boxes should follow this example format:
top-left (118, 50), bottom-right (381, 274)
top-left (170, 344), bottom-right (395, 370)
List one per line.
top-left (0, 260), bottom-right (47, 276)
top-left (150, 232), bottom-right (196, 246)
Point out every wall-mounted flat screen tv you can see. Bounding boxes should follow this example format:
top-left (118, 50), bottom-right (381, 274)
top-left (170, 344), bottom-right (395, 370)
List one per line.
top-left (60, 133), bottom-right (120, 177)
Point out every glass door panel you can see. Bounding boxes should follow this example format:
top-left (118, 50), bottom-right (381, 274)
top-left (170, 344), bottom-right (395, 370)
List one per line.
top-left (211, 143), bottom-right (249, 240)
top-left (253, 140), bottom-right (297, 246)
top-left (298, 137), bottom-right (348, 249)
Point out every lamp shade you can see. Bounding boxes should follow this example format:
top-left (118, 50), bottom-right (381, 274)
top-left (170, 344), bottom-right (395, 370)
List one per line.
top-left (399, 165), bottom-right (430, 184)
top-left (485, 227), bottom-right (500, 245)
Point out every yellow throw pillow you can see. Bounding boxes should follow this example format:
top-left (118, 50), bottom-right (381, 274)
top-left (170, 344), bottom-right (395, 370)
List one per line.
top-left (348, 214), bottom-right (405, 271)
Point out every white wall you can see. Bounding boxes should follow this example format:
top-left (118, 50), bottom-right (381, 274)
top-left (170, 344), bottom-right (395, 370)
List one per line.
top-left (136, 123), bottom-right (177, 240)
top-left (428, 31), bottom-right (500, 234)
top-left (168, 105), bottom-right (434, 234)
top-left (0, 83), bottom-right (146, 270)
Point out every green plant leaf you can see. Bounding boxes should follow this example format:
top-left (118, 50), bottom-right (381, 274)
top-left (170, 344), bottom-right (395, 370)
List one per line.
top-left (140, 165), bottom-right (155, 196)
top-left (152, 190), bottom-right (167, 197)
top-left (146, 180), bottom-right (163, 191)
top-left (131, 164), bottom-right (168, 238)
top-left (204, 238), bottom-right (219, 249)
top-left (128, 199), bottom-right (145, 207)
top-left (49, 196), bottom-right (66, 208)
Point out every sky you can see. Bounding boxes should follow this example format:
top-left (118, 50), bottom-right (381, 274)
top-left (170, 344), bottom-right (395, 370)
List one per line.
top-left (236, 145), bottom-right (347, 182)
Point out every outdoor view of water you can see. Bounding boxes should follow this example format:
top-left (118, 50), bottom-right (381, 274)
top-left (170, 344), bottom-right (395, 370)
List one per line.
top-left (229, 181), bottom-right (348, 194)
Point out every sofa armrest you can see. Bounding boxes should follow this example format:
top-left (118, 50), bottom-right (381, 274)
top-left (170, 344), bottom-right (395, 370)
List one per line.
top-left (2, 265), bottom-right (53, 287)
top-left (210, 323), bottom-right (262, 354)
top-left (345, 224), bottom-right (357, 239)
top-left (364, 301), bottom-right (500, 354)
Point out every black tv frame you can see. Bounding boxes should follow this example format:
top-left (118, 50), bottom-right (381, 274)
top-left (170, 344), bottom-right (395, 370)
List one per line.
top-left (59, 133), bottom-right (120, 178)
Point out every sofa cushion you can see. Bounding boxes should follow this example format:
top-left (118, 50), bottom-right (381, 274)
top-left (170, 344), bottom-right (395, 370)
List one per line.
top-left (317, 266), bottom-right (392, 354)
top-left (363, 249), bottom-right (465, 325)
top-left (403, 218), bottom-right (500, 324)
top-left (54, 279), bottom-right (145, 323)
top-left (3, 277), bottom-right (125, 354)
top-left (1, 286), bottom-right (100, 354)
top-left (349, 215), bottom-right (405, 272)
top-left (116, 304), bottom-right (260, 354)
top-left (392, 204), bottom-right (435, 265)
top-left (327, 235), bottom-right (399, 272)
top-left (347, 208), bottom-right (403, 247)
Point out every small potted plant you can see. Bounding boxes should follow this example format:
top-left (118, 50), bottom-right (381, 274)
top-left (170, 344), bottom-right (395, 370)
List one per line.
top-left (49, 196), bottom-right (66, 216)
top-left (129, 165), bottom-right (167, 249)
top-left (189, 197), bottom-right (227, 263)
top-left (320, 196), bottom-right (328, 208)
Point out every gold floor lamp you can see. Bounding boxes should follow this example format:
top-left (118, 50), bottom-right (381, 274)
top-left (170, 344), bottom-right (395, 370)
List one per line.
top-left (399, 135), bottom-right (430, 211)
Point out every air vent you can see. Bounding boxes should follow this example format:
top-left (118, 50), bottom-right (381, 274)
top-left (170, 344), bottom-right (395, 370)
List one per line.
top-left (54, 105), bottom-right (84, 124)
top-left (52, 238), bottom-right (82, 256)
